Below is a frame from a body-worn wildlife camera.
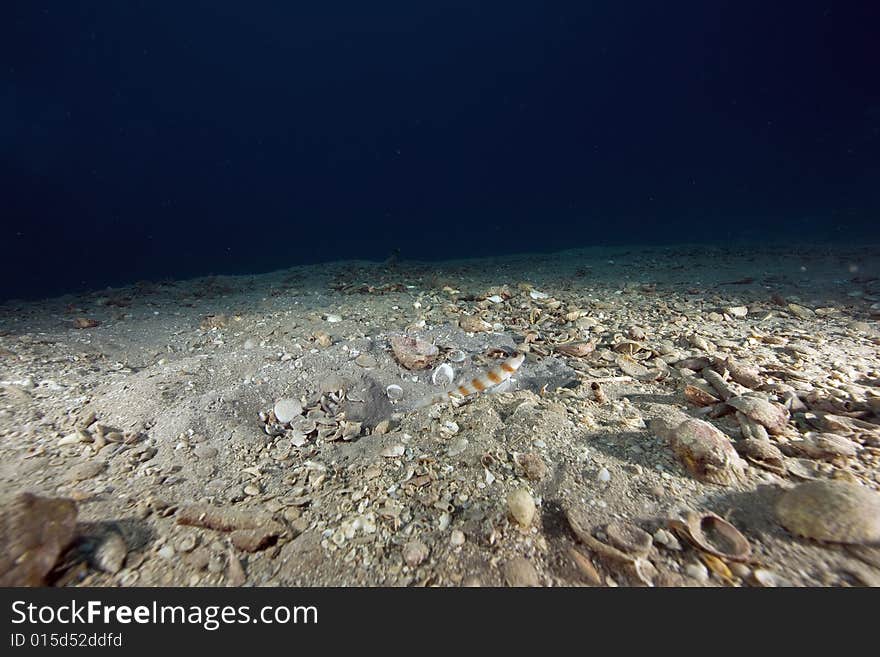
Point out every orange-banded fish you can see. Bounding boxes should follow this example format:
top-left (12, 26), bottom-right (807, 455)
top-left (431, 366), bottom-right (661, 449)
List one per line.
top-left (412, 351), bottom-right (525, 409)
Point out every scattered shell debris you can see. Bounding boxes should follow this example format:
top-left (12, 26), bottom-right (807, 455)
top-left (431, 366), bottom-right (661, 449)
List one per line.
top-left (1, 245), bottom-right (878, 587)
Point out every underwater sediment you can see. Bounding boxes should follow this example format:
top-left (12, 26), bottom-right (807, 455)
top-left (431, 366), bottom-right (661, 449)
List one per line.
top-left (1, 243), bottom-right (879, 586)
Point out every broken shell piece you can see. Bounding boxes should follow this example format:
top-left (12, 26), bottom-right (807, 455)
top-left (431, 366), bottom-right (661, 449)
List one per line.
top-left (803, 411), bottom-right (880, 436)
top-left (735, 439), bottom-right (786, 476)
top-left (439, 420), bottom-right (460, 436)
top-left (615, 354), bottom-right (649, 377)
top-left (712, 356), bottom-right (762, 389)
top-left (605, 522), bottom-right (653, 558)
top-left (726, 395), bottom-right (790, 435)
top-left (752, 568), bottom-right (790, 587)
top-left (736, 411), bottom-right (770, 442)
top-left (386, 384), bottom-right (404, 401)
top-left (289, 433), bottom-right (308, 448)
top-left (390, 336), bottom-right (439, 370)
top-left (555, 341), bottom-right (597, 358)
top-left (794, 432), bottom-right (858, 460)
top-left (381, 444), bottom-right (405, 458)
top-left (668, 511), bottom-right (752, 562)
top-left (784, 457), bottom-right (822, 480)
top-left (290, 415), bottom-right (317, 433)
top-left (684, 384), bottom-right (720, 407)
top-left (432, 363), bottom-right (455, 386)
top-left (447, 349), bottom-right (466, 363)
top-left (566, 509), bottom-right (654, 586)
top-left (313, 330), bottom-right (332, 348)
top-left (459, 315), bottom-right (493, 333)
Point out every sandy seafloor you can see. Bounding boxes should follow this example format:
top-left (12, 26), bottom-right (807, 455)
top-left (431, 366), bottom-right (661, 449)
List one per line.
top-left (1, 243), bottom-right (879, 587)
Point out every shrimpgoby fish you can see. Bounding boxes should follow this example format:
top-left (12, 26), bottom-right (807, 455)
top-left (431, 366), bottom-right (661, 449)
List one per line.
top-left (412, 351), bottom-right (525, 409)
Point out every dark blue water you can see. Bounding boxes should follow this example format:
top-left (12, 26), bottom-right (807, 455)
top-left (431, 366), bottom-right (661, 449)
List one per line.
top-left (2, 1), bottom-right (878, 300)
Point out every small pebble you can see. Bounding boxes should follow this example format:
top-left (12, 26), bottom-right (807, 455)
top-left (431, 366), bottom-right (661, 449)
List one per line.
top-left (519, 453), bottom-right (548, 481)
top-left (94, 533), bottom-right (127, 574)
top-left (446, 437), bottom-right (469, 457)
top-left (729, 562), bottom-right (751, 579)
top-left (194, 444), bottom-right (218, 459)
top-left (507, 488), bottom-right (536, 527)
top-left (652, 528), bottom-right (681, 550)
top-left (450, 530), bottom-right (466, 546)
top-left (157, 545), bottom-right (175, 560)
top-left (381, 444), bottom-right (405, 458)
top-left (178, 535), bottom-right (198, 553)
top-left (403, 540), bottom-right (429, 568)
top-left (685, 561), bottom-right (709, 583)
top-left (503, 557), bottom-right (540, 587)
top-left (597, 467), bottom-right (611, 483)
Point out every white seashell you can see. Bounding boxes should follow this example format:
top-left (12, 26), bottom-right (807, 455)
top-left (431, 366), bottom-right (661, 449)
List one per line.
top-left (529, 289), bottom-right (549, 300)
top-left (487, 295), bottom-right (503, 303)
top-left (325, 314), bottom-right (342, 323)
top-left (438, 512), bottom-right (451, 531)
top-left (386, 384), bottom-right (404, 401)
top-left (381, 444), bottom-right (405, 458)
top-left (274, 398), bottom-right (303, 424)
top-left (432, 363), bottom-right (455, 386)
top-left (441, 421), bottom-right (460, 436)
top-left (448, 349), bottom-right (466, 363)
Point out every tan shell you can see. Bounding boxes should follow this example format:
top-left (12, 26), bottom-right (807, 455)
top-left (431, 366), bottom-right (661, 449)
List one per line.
top-left (712, 356), bottom-right (762, 389)
top-left (726, 396), bottom-right (790, 434)
top-left (804, 412), bottom-right (880, 438)
top-left (555, 341), bottom-right (597, 358)
top-left (605, 521), bottom-right (653, 558)
top-left (684, 384), bottom-right (720, 407)
top-left (668, 511), bottom-right (752, 562)
top-left (663, 418), bottom-right (746, 485)
top-left (736, 438), bottom-right (786, 476)
top-left (0, 493), bottom-right (78, 586)
top-left (776, 481), bottom-right (880, 545)
top-left (390, 336), bottom-right (439, 370)
top-left (458, 315), bottom-right (493, 333)
top-left (72, 317), bottom-right (100, 329)
top-left (784, 457), bottom-right (822, 480)
top-left (612, 340), bottom-right (647, 357)
top-left (615, 354), bottom-right (650, 377)
top-left (794, 432), bottom-right (858, 460)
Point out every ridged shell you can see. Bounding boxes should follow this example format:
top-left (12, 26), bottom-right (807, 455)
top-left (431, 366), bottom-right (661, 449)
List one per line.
top-left (776, 481), bottom-right (880, 545)
top-left (432, 363), bottom-right (455, 386)
top-left (726, 396), bottom-right (790, 434)
top-left (795, 432), bottom-right (858, 460)
top-left (735, 438), bottom-right (786, 475)
top-left (605, 522), bottom-right (653, 558)
top-left (662, 418), bottom-right (746, 485)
